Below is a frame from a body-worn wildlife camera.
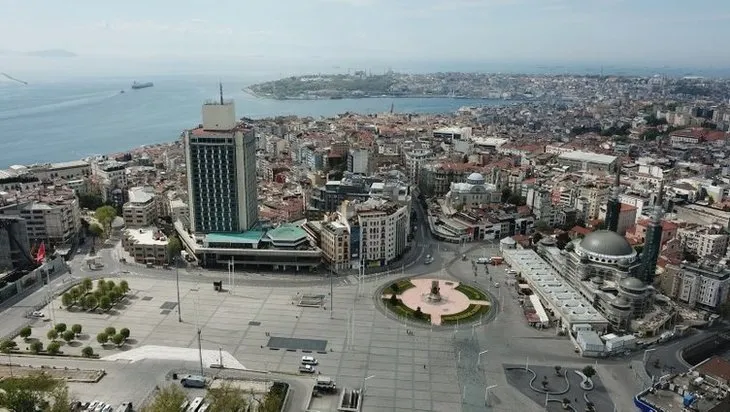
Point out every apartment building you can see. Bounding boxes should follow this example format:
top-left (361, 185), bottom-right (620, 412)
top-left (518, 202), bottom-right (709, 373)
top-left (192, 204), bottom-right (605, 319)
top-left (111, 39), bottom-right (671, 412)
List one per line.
top-left (320, 220), bottom-right (350, 270)
top-left (0, 189), bottom-right (81, 247)
top-left (557, 151), bottom-right (618, 173)
top-left (122, 186), bottom-right (158, 228)
top-left (676, 224), bottom-right (729, 258)
top-left (672, 262), bottom-right (730, 311)
top-left (342, 198), bottom-right (410, 268)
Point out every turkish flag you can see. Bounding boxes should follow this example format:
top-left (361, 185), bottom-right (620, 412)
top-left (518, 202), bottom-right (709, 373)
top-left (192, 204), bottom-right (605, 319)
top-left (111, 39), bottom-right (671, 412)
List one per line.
top-left (36, 242), bottom-right (46, 264)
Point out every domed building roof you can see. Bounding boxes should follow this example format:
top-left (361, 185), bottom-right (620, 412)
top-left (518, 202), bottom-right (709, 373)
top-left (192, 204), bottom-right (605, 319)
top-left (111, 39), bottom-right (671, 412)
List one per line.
top-left (578, 230), bottom-right (634, 257)
top-left (620, 277), bottom-right (646, 291)
top-left (466, 172), bottom-right (485, 184)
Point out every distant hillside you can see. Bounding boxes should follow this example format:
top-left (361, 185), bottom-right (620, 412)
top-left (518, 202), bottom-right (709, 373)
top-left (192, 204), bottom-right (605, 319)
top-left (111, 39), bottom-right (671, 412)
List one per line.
top-left (24, 49), bottom-right (77, 58)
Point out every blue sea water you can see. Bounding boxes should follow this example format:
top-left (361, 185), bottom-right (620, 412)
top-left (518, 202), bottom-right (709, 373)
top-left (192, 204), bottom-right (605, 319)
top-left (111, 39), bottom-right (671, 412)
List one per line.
top-left (0, 76), bottom-right (509, 168)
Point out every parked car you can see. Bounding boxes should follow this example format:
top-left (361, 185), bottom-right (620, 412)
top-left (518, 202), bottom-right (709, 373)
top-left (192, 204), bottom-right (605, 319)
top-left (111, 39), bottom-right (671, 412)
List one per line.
top-left (180, 375), bottom-right (206, 388)
top-left (30, 311), bottom-right (44, 318)
top-left (301, 356), bottom-right (318, 365)
top-left (299, 365), bottom-right (316, 374)
top-left (424, 254), bottom-right (434, 265)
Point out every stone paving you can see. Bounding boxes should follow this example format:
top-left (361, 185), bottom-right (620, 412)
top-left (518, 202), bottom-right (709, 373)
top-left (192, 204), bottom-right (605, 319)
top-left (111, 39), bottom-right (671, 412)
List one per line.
top-left (395, 279), bottom-right (490, 325)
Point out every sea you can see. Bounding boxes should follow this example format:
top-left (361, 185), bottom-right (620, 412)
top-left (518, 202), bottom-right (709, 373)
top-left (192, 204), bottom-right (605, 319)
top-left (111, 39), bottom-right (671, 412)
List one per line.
top-left (0, 76), bottom-right (510, 168)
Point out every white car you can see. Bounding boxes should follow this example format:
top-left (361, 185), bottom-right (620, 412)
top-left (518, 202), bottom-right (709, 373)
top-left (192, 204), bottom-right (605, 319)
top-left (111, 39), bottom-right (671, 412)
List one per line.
top-left (30, 311), bottom-right (44, 318)
top-left (301, 356), bottom-right (318, 365)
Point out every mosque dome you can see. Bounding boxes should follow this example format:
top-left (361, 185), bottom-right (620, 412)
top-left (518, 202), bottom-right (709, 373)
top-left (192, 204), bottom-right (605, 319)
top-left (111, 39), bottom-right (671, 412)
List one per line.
top-left (578, 230), bottom-right (634, 257)
top-left (466, 173), bottom-right (485, 184)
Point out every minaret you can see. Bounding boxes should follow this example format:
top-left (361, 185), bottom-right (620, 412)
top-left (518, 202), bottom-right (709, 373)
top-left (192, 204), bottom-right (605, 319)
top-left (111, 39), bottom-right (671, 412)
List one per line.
top-left (219, 82), bottom-right (224, 105)
top-left (605, 161), bottom-right (622, 233)
top-left (640, 179), bottom-right (665, 284)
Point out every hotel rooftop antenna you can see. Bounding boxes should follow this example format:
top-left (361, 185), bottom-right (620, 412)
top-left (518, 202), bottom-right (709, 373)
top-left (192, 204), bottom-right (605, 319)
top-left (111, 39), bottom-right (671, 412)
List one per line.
top-left (219, 82), bottom-right (224, 105)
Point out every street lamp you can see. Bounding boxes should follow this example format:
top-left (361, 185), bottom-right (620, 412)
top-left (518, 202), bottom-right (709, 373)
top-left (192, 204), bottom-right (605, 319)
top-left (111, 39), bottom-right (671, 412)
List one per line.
top-left (485, 384), bottom-right (497, 406)
top-left (478, 350), bottom-right (488, 366)
top-left (362, 374), bottom-right (376, 394)
top-left (175, 256), bottom-right (182, 322)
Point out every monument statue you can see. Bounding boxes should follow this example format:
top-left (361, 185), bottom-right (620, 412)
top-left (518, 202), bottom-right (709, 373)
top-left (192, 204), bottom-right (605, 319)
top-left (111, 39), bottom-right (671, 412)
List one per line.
top-left (427, 280), bottom-right (442, 302)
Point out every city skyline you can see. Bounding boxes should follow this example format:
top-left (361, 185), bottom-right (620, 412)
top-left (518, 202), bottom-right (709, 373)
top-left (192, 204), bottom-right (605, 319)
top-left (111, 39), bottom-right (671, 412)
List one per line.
top-left (2, 0), bottom-right (730, 72)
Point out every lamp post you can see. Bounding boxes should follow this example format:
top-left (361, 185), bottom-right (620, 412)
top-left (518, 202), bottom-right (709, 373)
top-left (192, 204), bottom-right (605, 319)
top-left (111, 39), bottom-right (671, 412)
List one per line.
top-left (478, 350), bottom-right (488, 366)
top-left (485, 384), bottom-right (497, 406)
top-left (175, 256), bottom-right (182, 322)
top-left (362, 374), bottom-right (376, 394)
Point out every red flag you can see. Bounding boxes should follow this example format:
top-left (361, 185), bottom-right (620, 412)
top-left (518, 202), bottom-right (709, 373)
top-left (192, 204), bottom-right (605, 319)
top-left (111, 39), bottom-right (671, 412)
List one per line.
top-left (35, 242), bottom-right (46, 264)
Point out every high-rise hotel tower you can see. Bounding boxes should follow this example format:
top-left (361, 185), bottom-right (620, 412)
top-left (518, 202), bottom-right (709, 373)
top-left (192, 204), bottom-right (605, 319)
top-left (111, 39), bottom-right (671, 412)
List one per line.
top-left (184, 85), bottom-right (257, 233)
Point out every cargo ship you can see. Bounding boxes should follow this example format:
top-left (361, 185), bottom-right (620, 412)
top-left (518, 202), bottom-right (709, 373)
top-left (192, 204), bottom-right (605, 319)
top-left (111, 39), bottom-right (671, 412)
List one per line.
top-left (131, 81), bottom-right (153, 90)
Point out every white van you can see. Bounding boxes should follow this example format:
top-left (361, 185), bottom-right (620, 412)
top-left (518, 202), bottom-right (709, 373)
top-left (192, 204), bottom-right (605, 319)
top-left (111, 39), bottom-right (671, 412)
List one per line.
top-left (301, 356), bottom-right (318, 365)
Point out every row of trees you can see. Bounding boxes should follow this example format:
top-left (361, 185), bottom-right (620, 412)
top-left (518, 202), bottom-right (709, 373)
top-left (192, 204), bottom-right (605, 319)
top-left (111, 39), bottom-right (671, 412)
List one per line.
top-left (144, 382), bottom-right (285, 412)
top-left (61, 278), bottom-right (130, 311)
top-left (96, 326), bottom-right (131, 347)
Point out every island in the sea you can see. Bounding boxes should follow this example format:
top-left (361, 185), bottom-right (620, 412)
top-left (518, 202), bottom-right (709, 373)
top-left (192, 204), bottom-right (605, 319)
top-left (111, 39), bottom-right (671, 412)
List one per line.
top-left (246, 71), bottom-right (537, 100)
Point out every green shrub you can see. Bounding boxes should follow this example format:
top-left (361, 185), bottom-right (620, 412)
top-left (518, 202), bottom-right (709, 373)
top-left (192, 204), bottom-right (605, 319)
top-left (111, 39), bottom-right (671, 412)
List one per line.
top-left (47, 341), bottom-right (61, 355)
top-left (455, 284), bottom-right (488, 301)
top-left (440, 304), bottom-right (490, 325)
top-left (81, 346), bottom-right (94, 357)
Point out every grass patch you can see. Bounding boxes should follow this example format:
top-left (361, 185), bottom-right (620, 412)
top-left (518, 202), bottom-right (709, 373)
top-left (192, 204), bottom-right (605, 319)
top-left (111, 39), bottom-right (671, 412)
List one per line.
top-left (383, 298), bottom-right (431, 323)
top-left (388, 279), bottom-right (415, 294)
top-left (455, 284), bottom-right (488, 300)
top-left (440, 304), bottom-right (490, 325)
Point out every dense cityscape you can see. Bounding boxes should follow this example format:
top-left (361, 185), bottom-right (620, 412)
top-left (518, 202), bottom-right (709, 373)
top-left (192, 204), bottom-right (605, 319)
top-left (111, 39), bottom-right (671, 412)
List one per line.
top-left (3, 71), bottom-right (730, 411)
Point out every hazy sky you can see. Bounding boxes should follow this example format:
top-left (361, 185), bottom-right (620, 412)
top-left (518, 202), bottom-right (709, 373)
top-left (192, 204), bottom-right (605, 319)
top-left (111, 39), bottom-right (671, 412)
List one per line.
top-left (2, 0), bottom-right (730, 67)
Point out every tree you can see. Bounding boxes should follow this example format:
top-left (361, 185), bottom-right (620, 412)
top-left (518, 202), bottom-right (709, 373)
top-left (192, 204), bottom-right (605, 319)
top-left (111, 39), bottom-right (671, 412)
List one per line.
top-left (47, 341), bottom-right (61, 355)
top-left (142, 384), bottom-right (186, 412)
top-left (81, 278), bottom-right (93, 292)
top-left (94, 205), bottom-right (117, 234)
top-left (88, 223), bottom-right (104, 252)
top-left (47, 329), bottom-right (58, 341)
top-left (532, 232), bottom-right (544, 245)
top-left (71, 324), bottom-right (82, 336)
top-left (30, 341), bottom-right (43, 354)
top-left (61, 293), bottom-right (73, 308)
top-left (110, 333), bottom-right (125, 347)
top-left (108, 290), bottom-right (120, 302)
top-left (582, 365), bottom-right (596, 379)
top-left (534, 220), bottom-right (551, 232)
top-left (554, 365), bottom-right (562, 376)
top-left (19, 327), bottom-right (31, 340)
top-left (0, 372), bottom-right (69, 412)
top-left (105, 327), bottom-right (116, 337)
top-left (414, 307), bottom-right (423, 319)
top-left (389, 293), bottom-right (398, 305)
top-left (390, 283), bottom-right (400, 295)
top-left (119, 280), bottom-right (129, 293)
top-left (207, 382), bottom-right (248, 412)
top-left (106, 280), bottom-right (116, 290)
top-left (99, 296), bottom-right (112, 311)
top-left (0, 340), bottom-right (17, 353)
top-left (97, 279), bottom-right (109, 293)
top-left (167, 236), bottom-right (183, 264)
top-left (69, 287), bottom-right (81, 302)
top-left (62, 330), bottom-right (75, 343)
top-left (96, 332), bottom-right (108, 345)
top-left (81, 346), bottom-right (94, 358)
top-left (120, 328), bottom-right (130, 339)
top-left (501, 187), bottom-right (512, 203)
top-left (54, 323), bottom-right (67, 333)
top-left (83, 295), bottom-right (98, 310)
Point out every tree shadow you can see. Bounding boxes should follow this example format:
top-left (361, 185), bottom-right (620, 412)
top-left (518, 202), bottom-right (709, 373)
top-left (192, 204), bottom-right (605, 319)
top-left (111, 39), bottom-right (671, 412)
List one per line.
top-left (125, 338), bottom-right (138, 345)
top-left (77, 334), bottom-right (90, 341)
top-left (67, 341), bottom-right (83, 348)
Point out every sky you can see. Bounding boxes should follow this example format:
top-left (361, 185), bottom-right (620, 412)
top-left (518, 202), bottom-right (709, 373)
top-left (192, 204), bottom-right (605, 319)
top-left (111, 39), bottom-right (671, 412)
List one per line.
top-left (1, 0), bottom-right (730, 75)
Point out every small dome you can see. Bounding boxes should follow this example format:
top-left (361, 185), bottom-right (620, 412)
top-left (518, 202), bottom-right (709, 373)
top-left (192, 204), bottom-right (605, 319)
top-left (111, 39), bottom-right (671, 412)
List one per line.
top-left (466, 173), bottom-right (485, 184)
top-left (620, 277), bottom-right (646, 291)
top-left (591, 276), bottom-right (604, 285)
top-left (611, 296), bottom-right (631, 308)
top-left (578, 230), bottom-right (634, 257)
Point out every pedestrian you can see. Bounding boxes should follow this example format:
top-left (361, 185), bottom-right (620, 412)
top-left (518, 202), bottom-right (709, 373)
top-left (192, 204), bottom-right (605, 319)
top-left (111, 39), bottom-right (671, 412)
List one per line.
top-left (423, 364), bottom-right (426, 369)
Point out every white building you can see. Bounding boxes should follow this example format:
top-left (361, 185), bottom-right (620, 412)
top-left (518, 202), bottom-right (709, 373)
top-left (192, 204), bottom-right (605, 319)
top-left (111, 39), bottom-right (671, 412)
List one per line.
top-left (121, 227), bottom-right (169, 265)
top-left (557, 151), bottom-right (618, 173)
top-left (675, 262), bottom-right (730, 311)
top-left (446, 173), bottom-right (500, 210)
top-left (502, 248), bottom-right (608, 332)
top-left (347, 148), bottom-right (371, 175)
top-left (28, 160), bottom-right (91, 182)
top-left (676, 225), bottom-right (729, 258)
top-left (343, 198), bottom-right (410, 268)
top-left (433, 126), bottom-right (472, 142)
top-left (403, 144), bottom-right (434, 185)
top-left (0, 190), bottom-right (81, 247)
top-left (123, 187), bottom-right (158, 228)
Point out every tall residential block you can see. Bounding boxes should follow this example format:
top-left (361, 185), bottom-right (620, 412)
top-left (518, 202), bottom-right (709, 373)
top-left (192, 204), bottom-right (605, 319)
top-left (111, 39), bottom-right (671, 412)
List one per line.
top-left (184, 88), bottom-right (257, 233)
